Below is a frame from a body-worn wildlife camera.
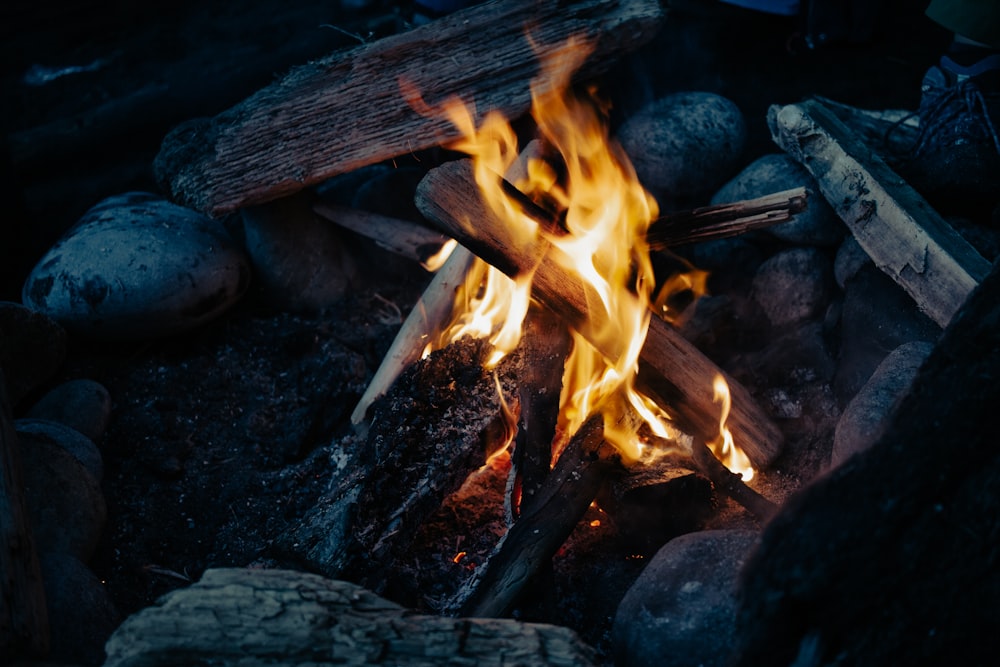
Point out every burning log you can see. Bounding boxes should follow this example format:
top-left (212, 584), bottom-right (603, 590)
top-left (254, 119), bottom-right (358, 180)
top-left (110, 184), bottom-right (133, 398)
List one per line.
top-left (769, 98), bottom-right (990, 327)
top-left (450, 416), bottom-right (619, 618)
top-left (415, 159), bottom-right (783, 469)
top-left (0, 370), bottom-right (49, 658)
top-left (153, 0), bottom-right (665, 216)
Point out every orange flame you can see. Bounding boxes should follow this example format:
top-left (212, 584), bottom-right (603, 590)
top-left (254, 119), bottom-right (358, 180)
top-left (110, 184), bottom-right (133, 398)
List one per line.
top-left (413, 36), bottom-right (754, 478)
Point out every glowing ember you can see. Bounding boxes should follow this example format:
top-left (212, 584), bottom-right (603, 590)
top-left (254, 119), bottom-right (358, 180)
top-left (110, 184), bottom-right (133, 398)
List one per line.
top-left (413, 36), bottom-right (754, 478)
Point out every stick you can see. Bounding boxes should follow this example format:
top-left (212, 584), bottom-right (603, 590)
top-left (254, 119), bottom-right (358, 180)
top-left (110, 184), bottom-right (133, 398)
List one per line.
top-left (450, 416), bottom-right (617, 618)
top-left (312, 202), bottom-right (451, 268)
top-left (415, 159), bottom-right (783, 468)
top-left (154, 0), bottom-right (665, 215)
top-left (769, 99), bottom-right (990, 327)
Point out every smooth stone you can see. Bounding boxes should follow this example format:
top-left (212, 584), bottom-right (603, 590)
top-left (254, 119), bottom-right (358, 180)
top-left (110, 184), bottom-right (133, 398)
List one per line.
top-left (831, 341), bottom-right (933, 468)
top-left (746, 321), bottom-right (837, 388)
top-left (19, 437), bottom-right (106, 562)
top-left (613, 529), bottom-right (759, 667)
top-left (39, 551), bottom-right (122, 667)
top-left (681, 236), bottom-right (767, 296)
top-left (751, 247), bottom-right (832, 328)
top-left (24, 378), bottom-right (112, 442)
top-left (351, 166), bottom-right (427, 222)
top-left (241, 192), bottom-right (358, 313)
top-left (0, 301), bottom-right (67, 406)
top-left (16, 418), bottom-right (103, 482)
top-left (617, 92), bottom-right (746, 200)
top-left (21, 192), bottom-right (250, 340)
top-left (711, 153), bottom-right (844, 247)
top-left (833, 234), bottom-right (871, 289)
top-left (834, 264), bottom-right (940, 405)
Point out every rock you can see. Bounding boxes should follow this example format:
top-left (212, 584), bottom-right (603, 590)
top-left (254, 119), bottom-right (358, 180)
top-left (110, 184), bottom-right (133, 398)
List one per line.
top-left (16, 417), bottom-right (103, 482)
top-left (103, 568), bottom-right (597, 667)
top-left (18, 435), bottom-right (106, 562)
top-left (0, 301), bottom-right (67, 406)
top-left (617, 92), bottom-right (746, 200)
top-left (747, 321), bottom-right (837, 388)
top-left (831, 341), bottom-right (933, 468)
top-left (21, 192), bottom-right (250, 340)
top-left (24, 378), bottom-right (112, 442)
top-left (352, 166), bottom-right (427, 222)
top-left (241, 192), bottom-right (358, 313)
top-left (834, 264), bottom-right (940, 405)
top-left (832, 234), bottom-right (870, 289)
top-left (39, 551), bottom-right (122, 667)
top-left (613, 530), bottom-right (759, 667)
top-left (711, 153), bottom-right (844, 246)
top-left (681, 236), bottom-right (766, 296)
top-left (751, 247), bottom-right (832, 328)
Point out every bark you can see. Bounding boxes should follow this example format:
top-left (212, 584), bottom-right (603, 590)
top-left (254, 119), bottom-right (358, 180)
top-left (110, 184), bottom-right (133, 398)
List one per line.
top-left (769, 98), bottom-right (990, 327)
top-left (312, 202), bottom-right (451, 267)
top-left (153, 0), bottom-right (665, 216)
top-left (103, 568), bottom-right (597, 667)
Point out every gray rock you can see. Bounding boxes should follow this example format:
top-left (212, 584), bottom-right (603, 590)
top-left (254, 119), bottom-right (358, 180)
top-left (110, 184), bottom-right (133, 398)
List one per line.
top-left (16, 418), bottom-right (103, 482)
top-left (711, 154), bottom-right (844, 246)
top-left (613, 530), bottom-right (759, 667)
top-left (39, 551), bottom-right (122, 667)
top-left (834, 264), bottom-right (940, 404)
top-left (751, 247), bottom-right (832, 328)
top-left (0, 301), bottom-right (67, 407)
top-left (617, 92), bottom-right (746, 200)
top-left (833, 234), bottom-right (870, 289)
top-left (19, 436), bottom-right (106, 562)
top-left (24, 378), bottom-right (112, 442)
top-left (21, 192), bottom-right (250, 340)
top-left (241, 192), bottom-right (358, 313)
top-left (831, 341), bottom-right (933, 467)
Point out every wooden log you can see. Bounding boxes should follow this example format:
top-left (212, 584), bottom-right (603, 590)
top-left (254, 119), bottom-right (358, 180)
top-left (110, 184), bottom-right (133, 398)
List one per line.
top-left (312, 202), bottom-right (451, 268)
top-left (153, 0), bottom-right (666, 216)
top-left (0, 370), bottom-right (49, 658)
top-left (450, 416), bottom-right (618, 618)
top-left (768, 99), bottom-right (990, 327)
top-left (103, 568), bottom-right (598, 667)
top-left (415, 159), bottom-right (783, 469)
top-left (350, 245), bottom-right (476, 427)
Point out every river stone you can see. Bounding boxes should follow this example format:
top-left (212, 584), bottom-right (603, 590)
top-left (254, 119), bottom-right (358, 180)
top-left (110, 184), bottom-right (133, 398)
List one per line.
top-left (39, 551), bottom-right (122, 666)
top-left (16, 418), bottom-right (103, 482)
top-left (0, 301), bottom-right (67, 406)
top-left (241, 192), bottom-right (358, 313)
top-left (833, 234), bottom-right (871, 289)
top-left (616, 92), bottom-right (746, 200)
top-left (751, 247), bottom-right (832, 328)
top-left (711, 153), bottom-right (844, 246)
top-left (613, 530), bottom-right (759, 667)
top-left (21, 192), bottom-right (250, 340)
top-left (24, 378), bottom-right (112, 443)
top-left (831, 341), bottom-right (933, 468)
top-left (19, 436), bottom-right (106, 562)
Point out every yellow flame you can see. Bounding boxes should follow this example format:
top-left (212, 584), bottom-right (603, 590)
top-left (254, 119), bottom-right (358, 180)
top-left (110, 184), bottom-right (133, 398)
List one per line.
top-left (711, 374), bottom-right (754, 481)
top-left (421, 238), bottom-right (458, 272)
top-left (412, 36), bottom-right (754, 477)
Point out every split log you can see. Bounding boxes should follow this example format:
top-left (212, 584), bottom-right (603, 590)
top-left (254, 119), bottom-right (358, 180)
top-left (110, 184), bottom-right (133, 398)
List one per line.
top-left (0, 370), bottom-right (49, 658)
top-left (154, 0), bottom-right (666, 216)
top-left (415, 159), bottom-right (783, 469)
top-left (312, 202), bottom-right (451, 268)
top-left (451, 416), bottom-right (619, 618)
top-left (769, 99), bottom-right (990, 327)
top-left (349, 245), bottom-right (476, 427)
top-left (103, 568), bottom-right (598, 667)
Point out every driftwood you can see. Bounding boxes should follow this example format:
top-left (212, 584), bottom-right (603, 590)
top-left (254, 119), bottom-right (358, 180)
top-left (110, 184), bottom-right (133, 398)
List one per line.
top-left (103, 568), bottom-right (598, 667)
top-left (312, 202), bottom-right (451, 268)
top-left (735, 253), bottom-right (1000, 666)
top-left (451, 416), bottom-right (618, 618)
top-left (153, 0), bottom-right (665, 216)
top-left (769, 99), bottom-right (990, 327)
top-left (0, 370), bottom-right (49, 658)
top-left (415, 159), bottom-right (783, 469)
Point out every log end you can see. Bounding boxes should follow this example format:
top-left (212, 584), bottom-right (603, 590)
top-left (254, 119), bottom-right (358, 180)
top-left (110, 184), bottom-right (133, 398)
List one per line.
top-left (153, 117), bottom-right (219, 214)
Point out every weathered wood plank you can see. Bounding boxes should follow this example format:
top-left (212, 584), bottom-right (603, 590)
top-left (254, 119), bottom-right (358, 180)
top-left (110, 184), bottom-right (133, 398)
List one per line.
top-left (154, 0), bottom-right (665, 216)
top-left (768, 99), bottom-right (990, 327)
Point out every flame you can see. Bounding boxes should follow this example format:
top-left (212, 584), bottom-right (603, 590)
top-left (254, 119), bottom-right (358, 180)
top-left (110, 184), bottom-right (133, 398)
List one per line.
top-left (710, 374), bottom-right (754, 481)
top-left (412, 36), bottom-right (754, 477)
top-left (421, 238), bottom-right (459, 272)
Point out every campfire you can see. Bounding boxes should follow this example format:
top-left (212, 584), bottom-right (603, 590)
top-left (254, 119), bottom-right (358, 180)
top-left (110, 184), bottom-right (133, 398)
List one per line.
top-left (5, 1), bottom-right (1000, 666)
